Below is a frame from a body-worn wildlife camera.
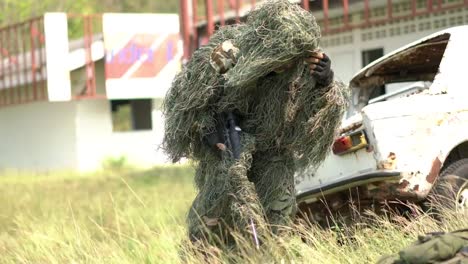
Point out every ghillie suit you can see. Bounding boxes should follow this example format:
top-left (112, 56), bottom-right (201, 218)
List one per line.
top-left (163, 0), bottom-right (348, 246)
top-left (377, 229), bottom-right (468, 264)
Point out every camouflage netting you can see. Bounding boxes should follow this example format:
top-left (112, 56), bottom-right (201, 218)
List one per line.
top-left (163, 0), bottom-right (349, 245)
top-left (223, 0), bottom-right (321, 88)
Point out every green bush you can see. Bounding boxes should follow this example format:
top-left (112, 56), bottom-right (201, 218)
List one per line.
top-left (101, 156), bottom-right (129, 171)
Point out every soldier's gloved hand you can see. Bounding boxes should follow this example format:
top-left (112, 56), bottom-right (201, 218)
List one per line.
top-left (306, 51), bottom-right (334, 86)
top-left (204, 131), bottom-right (226, 152)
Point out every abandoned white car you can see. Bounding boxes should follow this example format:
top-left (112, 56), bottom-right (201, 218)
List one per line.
top-left (296, 26), bottom-right (468, 224)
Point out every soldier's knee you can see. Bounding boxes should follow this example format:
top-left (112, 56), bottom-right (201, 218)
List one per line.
top-left (267, 192), bottom-right (297, 225)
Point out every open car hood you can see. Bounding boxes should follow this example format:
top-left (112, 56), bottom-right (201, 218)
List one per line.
top-left (348, 27), bottom-right (468, 91)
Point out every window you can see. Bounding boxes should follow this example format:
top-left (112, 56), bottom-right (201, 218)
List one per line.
top-left (362, 48), bottom-right (384, 99)
top-left (110, 99), bottom-right (153, 132)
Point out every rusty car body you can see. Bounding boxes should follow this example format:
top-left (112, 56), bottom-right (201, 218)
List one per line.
top-left (295, 26), bottom-right (468, 224)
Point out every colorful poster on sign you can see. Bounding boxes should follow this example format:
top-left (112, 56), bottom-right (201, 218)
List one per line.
top-left (103, 14), bottom-right (182, 99)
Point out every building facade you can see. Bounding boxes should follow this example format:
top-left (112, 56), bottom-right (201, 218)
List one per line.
top-left (181, 0), bottom-right (468, 85)
top-left (0, 13), bottom-right (181, 171)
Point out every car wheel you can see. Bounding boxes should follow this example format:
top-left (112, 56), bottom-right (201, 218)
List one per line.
top-left (431, 158), bottom-right (468, 211)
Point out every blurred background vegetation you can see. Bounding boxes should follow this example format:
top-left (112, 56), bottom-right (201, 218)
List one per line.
top-left (0, 0), bottom-right (179, 26)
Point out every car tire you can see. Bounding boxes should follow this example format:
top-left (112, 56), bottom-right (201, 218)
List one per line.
top-left (430, 158), bottom-right (468, 210)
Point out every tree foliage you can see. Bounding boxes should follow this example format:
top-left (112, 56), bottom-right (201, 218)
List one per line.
top-left (0, 0), bottom-right (179, 26)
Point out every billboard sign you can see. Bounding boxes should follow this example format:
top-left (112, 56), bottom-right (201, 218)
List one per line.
top-left (103, 14), bottom-right (182, 99)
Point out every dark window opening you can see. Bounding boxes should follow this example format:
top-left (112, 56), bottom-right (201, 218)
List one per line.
top-left (362, 48), bottom-right (384, 99)
top-left (110, 99), bottom-right (152, 132)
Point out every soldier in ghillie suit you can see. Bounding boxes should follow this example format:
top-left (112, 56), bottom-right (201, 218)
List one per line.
top-left (163, 0), bottom-right (348, 247)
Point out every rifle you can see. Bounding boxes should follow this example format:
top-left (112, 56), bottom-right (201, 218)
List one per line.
top-left (222, 112), bottom-right (242, 159)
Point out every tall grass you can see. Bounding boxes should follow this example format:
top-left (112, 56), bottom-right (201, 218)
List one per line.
top-left (0, 166), bottom-right (466, 263)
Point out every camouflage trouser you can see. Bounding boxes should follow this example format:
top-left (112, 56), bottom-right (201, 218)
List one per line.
top-left (187, 144), bottom-right (296, 244)
top-left (248, 150), bottom-right (297, 234)
top-left (187, 154), bottom-right (236, 244)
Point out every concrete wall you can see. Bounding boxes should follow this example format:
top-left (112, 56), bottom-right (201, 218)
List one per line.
top-left (102, 98), bottom-right (168, 168)
top-left (0, 97), bottom-right (168, 172)
top-left (74, 98), bottom-right (168, 171)
top-left (0, 99), bottom-right (112, 172)
top-left (0, 101), bottom-right (78, 171)
top-left (75, 99), bottom-right (113, 171)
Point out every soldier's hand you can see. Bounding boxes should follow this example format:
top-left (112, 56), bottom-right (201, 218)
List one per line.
top-left (204, 132), bottom-right (225, 152)
top-left (216, 143), bottom-right (226, 151)
top-left (306, 51), bottom-right (333, 86)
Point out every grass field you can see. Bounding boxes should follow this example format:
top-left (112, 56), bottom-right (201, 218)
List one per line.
top-left (0, 166), bottom-right (466, 263)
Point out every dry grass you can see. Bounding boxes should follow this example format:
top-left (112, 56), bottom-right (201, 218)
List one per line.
top-left (0, 166), bottom-right (466, 263)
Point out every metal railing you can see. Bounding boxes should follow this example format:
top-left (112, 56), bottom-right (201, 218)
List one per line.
top-left (180, 0), bottom-right (468, 59)
top-left (0, 16), bottom-right (47, 106)
top-left (0, 14), bottom-right (104, 107)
